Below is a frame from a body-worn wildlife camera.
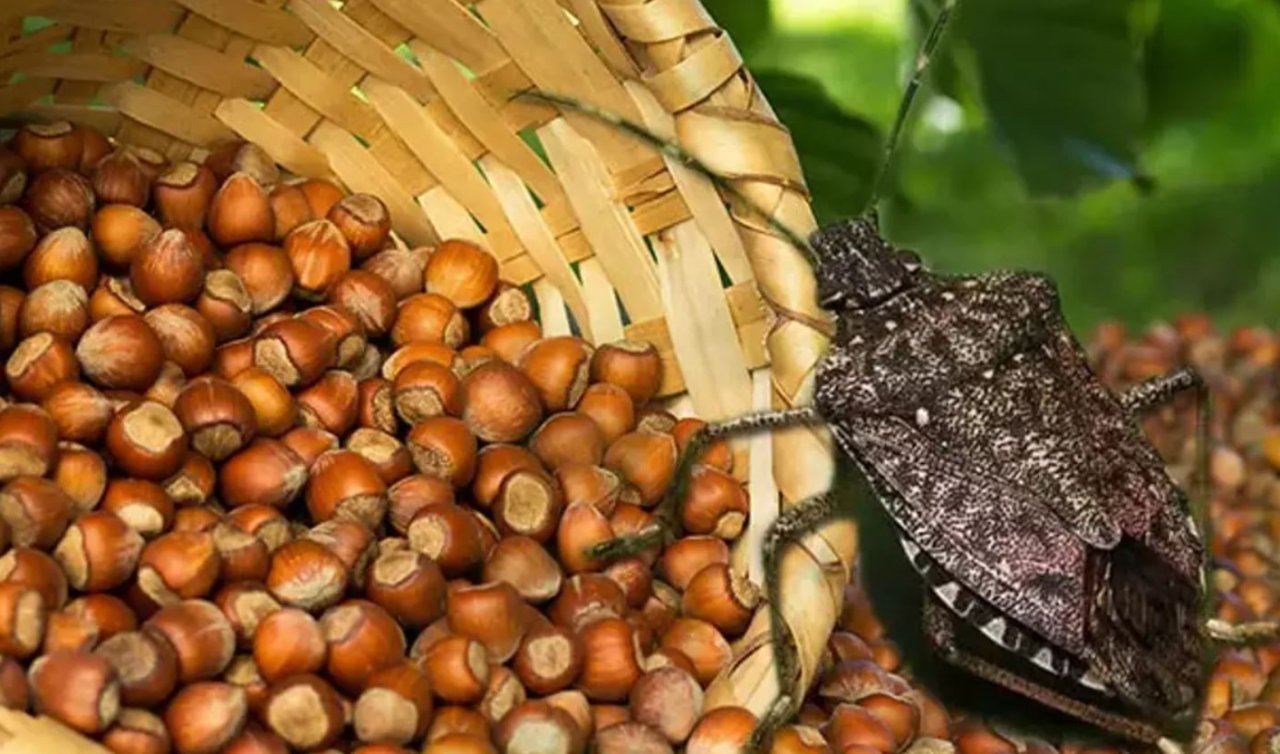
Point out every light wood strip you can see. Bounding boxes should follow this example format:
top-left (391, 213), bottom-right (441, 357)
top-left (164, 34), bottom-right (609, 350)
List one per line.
top-left (534, 280), bottom-right (573, 337)
top-left (0, 78), bottom-right (56, 120)
top-left (288, 0), bottom-right (436, 103)
top-left (1, 52), bottom-right (146, 84)
top-left (123, 34), bottom-right (278, 99)
top-left (309, 121), bottom-right (438, 248)
top-left (601, 0), bottom-right (717, 43)
top-left (175, 0), bottom-right (315, 47)
top-left (577, 259), bottom-right (625, 344)
top-left (367, 0), bottom-right (508, 75)
top-left (652, 219), bottom-right (752, 421)
top-left (418, 186), bottom-right (487, 246)
top-left (415, 43), bottom-right (565, 207)
top-left (17, 104), bottom-right (123, 135)
top-left (103, 81), bottom-right (238, 146)
top-left (362, 76), bottom-right (518, 242)
top-left (566, 0), bottom-right (640, 78)
top-left (677, 107), bottom-right (806, 189)
top-left (626, 81), bottom-right (754, 283)
top-left (0, 23), bottom-right (73, 56)
top-left (539, 118), bottom-right (663, 321)
top-left (481, 155), bottom-right (595, 342)
top-left (474, 0), bottom-right (651, 175)
top-left (746, 367), bottom-right (777, 584)
top-left (645, 31), bottom-right (742, 112)
top-left (215, 98), bottom-right (334, 180)
top-left (27, 0), bottom-right (185, 35)
top-left (252, 46), bottom-right (383, 141)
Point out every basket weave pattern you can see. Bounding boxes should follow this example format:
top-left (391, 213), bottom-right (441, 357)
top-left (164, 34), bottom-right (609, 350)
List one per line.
top-left (0, 0), bottom-right (856, 741)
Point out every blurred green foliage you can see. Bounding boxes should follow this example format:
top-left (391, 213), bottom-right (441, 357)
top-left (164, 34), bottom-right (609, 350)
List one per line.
top-left (706, 0), bottom-right (1280, 332)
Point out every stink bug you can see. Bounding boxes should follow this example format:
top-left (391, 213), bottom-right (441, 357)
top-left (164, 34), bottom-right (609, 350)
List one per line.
top-left (522, 1), bottom-right (1280, 749)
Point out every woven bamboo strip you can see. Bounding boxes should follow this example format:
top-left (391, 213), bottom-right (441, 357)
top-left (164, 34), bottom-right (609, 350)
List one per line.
top-left (0, 0), bottom-right (854, 739)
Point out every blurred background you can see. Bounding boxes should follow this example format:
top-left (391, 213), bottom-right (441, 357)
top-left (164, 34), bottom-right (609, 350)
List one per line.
top-left (708, 0), bottom-right (1280, 333)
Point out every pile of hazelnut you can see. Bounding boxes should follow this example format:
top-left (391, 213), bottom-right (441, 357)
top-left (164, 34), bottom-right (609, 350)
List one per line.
top-left (0, 122), bottom-right (767, 754)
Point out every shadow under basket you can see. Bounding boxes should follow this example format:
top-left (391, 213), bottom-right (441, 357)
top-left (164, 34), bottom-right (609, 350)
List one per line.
top-left (0, 0), bottom-right (856, 750)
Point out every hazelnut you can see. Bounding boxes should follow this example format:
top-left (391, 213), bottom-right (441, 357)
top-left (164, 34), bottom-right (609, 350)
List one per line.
top-left (101, 479), bottom-right (174, 540)
top-left (102, 708), bottom-right (173, 754)
top-left (0, 148), bottom-right (26, 207)
top-left (106, 401), bottom-right (189, 480)
top-left (306, 449), bottom-right (387, 529)
top-left (330, 269), bottom-right (398, 338)
top-left (285, 219), bottom-right (351, 300)
top-left (577, 618), bottom-right (643, 702)
top-left (136, 531), bottom-right (222, 604)
top-left (77, 125), bottom-right (111, 173)
top-left (392, 292), bottom-right (469, 348)
top-left (424, 239), bottom-right (499, 308)
top-left (822, 703), bottom-right (898, 753)
top-left (0, 475), bottom-right (72, 549)
top-left (277, 444), bottom-right (341, 497)
top-left (659, 619), bottom-right (731, 686)
top-left (630, 666), bottom-right (703, 744)
top-left (225, 505), bottom-right (291, 553)
top-left (423, 635), bottom-right (490, 704)
top-left (28, 649), bottom-right (121, 734)
top-left (660, 537), bottom-right (730, 591)
top-left (0, 581), bottom-right (46, 659)
top-left (230, 367), bottom-right (297, 437)
top-left (472, 445), bottom-right (545, 510)
top-left (680, 563), bottom-right (758, 637)
top-left (224, 242), bottom-right (293, 315)
top-left (297, 370), bottom-right (360, 435)
top-left (144, 599), bottom-right (236, 682)
top-left (50, 442), bottom-right (108, 514)
top-left (481, 320), bottom-right (542, 364)
top-left (0, 546), bottom-right (67, 610)
top-left (253, 316), bottom-right (336, 388)
top-left (265, 539), bottom-right (348, 612)
top-left (164, 681), bottom-right (249, 754)
top-left (24, 225), bottom-right (97, 290)
top-left (387, 474), bottom-right (455, 534)
top-left (493, 470), bottom-right (563, 543)
top-left (206, 142), bottom-right (278, 187)
top-left (320, 599), bottom-right (406, 694)
top-left (0, 404), bottom-right (58, 481)
top-left (393, 360), bottom-right (462, 424)
top-left (299, 178), bottom-right (344, 218)
top-left (54, 511), bottom-right (144, 592)
top-left (18, 278), bottom-right (90, 341)
top-left (382, 341), bottom-right (463, 380)
top-left (131, 229), bottom-right (205, 306)
top-left (170, 506), bottom-right (220, 535)
top-left (215, 581), bottom-right (281, 649)
top-left (346, 427), bottom-right (414, 484)
top-left (173, 376), bottom-right (257, 461)
top-left (604, 557), bottom-right (652, 609)
top-left (262, 673), bottom-right (345, 751)
top-left (448, 581), bottom-right (528, 664)
top-left (0, 207), bottom-right (37, 271)
top-left (592, 342), bottom-right (663, 406)
top-left (304, 519), bottom-right (377, 589)
top-left (686, 708), bottom-right (757, 754)
top-left (209, 173), bottom-right (274, 247)
top-left (219, 438), bottom-right (308, 509)
top-left (144, 360), bottom-right (188, 409)
top-left (407, 502), bottom-right (486, 577)
top-left (269, 182), bottom-right (315, 240)
top-left (595, 722), bottom-right (671, 754)
top-left (460, 360), bottom-right (544, 443)
top-left (76, 314), bottom-right (165, 390)
top-left (223, 723), bottom-right (286, 754)
top-left (197, 270), bottom-right (254, 342)
top-left (44, 605), bottom-right (102, 654)
top-left (547, 573), bottom-right (626, 631)
top-left (428, 705), bottom-right (491, 741)
top-left (353, 662), bottom-right (433, 744)
top-left (328, 193), bottom-right (390, 260)
top-left (93, 150), bottom-right (152, 207)
top-left (154, 162), bottom-right (218, 228)
top-left (95, 630), bottom-right (179, 707)
top-left (223, 656), bottom-right (270, 717)
top-left (483, 535), bottom-right (563, 604)
top-left (495, 700), bottom-right (583, 754)
top-left (299, 304), bottom-right (366, 368)
top-left (39, 384), bottom-right (108, 448)
top-left (144, 305), bottom-right (217, 377)
top-left (363, 247), bottom-right (427, 299)
top-left (604, 431), bottom-right (677, 507)
top-left (556, 503), bottom-right (614, 575)
top-left (92, 204), bottom-right (162, 271)
top-left (513, 622), bottom-right (582, 696)
top-left (24, 168), bottom-right (95, 231)
top-left (406, 416), bottom-right (478, 486)
top-left (5, 332), bottom-right (80, 401)
top-left (476, 283), bottom-right (533, 332)
top-left (530, 413), bottom-right (606, 470)
top-left (519, 337), bottom-right (594, 412)
top-left (556, 464), bottom-right (622, 516)
top-left (89, 275), bottom-right (147, 319)
top-left (366, 548), bottom-right (446, 628)
top-left (673, 418), bottom-right (733, 472)
top-left (11, 121), bottom-right (82, 172)
top-left (253, 607), bottom-right (327, 682)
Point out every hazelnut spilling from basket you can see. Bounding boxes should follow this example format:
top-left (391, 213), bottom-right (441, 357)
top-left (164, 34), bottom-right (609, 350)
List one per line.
top-left (0, 123), bottom-right (788, 754)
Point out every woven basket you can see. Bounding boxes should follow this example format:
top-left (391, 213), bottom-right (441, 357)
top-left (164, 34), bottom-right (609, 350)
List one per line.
top-left (0, 0), bottom-right (856, 749)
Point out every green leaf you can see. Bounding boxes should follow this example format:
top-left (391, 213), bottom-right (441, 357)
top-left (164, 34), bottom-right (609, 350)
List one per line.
top-left (1144, 0), bottom-right (1252, 129)
top-left (953, 0), bottom-right (1151, 195)
top-left (752, 69), bottom-right (883, 222)
top-left (701, 0), bottom-right (771, 54)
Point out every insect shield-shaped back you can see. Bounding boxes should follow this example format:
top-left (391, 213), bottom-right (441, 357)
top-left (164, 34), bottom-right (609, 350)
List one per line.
top-left (809, 217), bottom-right (923, 310)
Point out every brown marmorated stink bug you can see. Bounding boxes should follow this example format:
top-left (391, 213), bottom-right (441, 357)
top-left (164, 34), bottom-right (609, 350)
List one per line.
top-left (525, 1), bottom-right (1280, 750)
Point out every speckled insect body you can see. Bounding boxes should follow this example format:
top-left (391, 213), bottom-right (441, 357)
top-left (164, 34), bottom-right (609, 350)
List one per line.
top-left (808, 219), bottom-right (1208, 743)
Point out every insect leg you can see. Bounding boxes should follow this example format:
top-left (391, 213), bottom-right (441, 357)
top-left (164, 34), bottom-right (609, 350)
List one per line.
top-left (1204, 618), bottom-right (1280, 646)
top-left (1119, 367), bottom-right (1202, 415)
top-left (587, 407), bottom-right (824, 562)
top-left (747, 490), bottom-right (842, 752)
